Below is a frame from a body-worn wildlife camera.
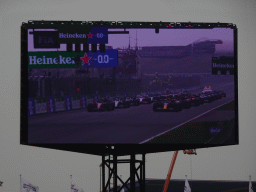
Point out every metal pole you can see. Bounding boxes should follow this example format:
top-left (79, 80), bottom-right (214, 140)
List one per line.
top-left (114, 154), bottom-right (117, 192)
top-left (102, 156), bottom-right (106, 192)
top-left (108, 154), bottom-right (111, 192)
top-left (70, 175), bottom-right (72, 192)
top-left (20, 174), bottom-right (22, 192)
top-left (142, 154), bottom-right (145, 192)
top-left (190, 155), bottom-right (192, 180)
top-left (100, 163), bottom-right (102, 192)
top-left (130, 154), bottom-right (135, 192)
top-left (249, 175), bottom-right (252, 192)
top-left (140, 161), bottom-right (142, 186)
top-left (120, 175), bottom-right (122, 189)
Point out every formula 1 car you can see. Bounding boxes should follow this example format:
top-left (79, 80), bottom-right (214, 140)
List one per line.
top-left (210, 91), bottom-right (221, 101)
top-left (201, 87), bottom-right (218, 103)
top-left (199, 93), bottom-right (214, 103)
top-left (147, 94), bottom-right (161, 102)
top-left (179, 94), bottom-right (192, 109)
top-left (148, 94), bottom-right (162, 102)
top-left (189, 94), bottom-right (204, 106)
top-left (159, 95), bottom-right (168, 102)
top-left (153, 97), bottom-right (182, 112)
top-left (113, 97), bottom-right (130, 108)
top-left (202, 87), bottom-right (213, 93)
top-left (214, 91), bottom-right (223, 100)
top-left (169, 94), bottom-right (192, 109)
top-left (136, 95), bottom-right (152, 104)
top-left (87, 98), bottom-right (115, 112)
top-left (125, 96), bottom-right (140, 106)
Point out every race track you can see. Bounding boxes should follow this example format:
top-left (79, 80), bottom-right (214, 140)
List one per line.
top-left (28, 76), bottom-right (235, 144)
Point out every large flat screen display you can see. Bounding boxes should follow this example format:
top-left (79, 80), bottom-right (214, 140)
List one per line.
top-left (21, 21), bottom-right (238, 155)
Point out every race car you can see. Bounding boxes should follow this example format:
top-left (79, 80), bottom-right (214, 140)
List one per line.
top-left (153, 97), bottom-right (182, 112)
top-left (179, 94), bottom-right (192, 109)
top-left (87, 98), bottom-right (115, 112)
top-left (148, 94), bottom-right (162, 102)
top-left (216, 90), bottom-right (226, 97)
top-left (189, 94), bottom-right (203, 106)
top-left (125, 96), bottom-right (140, 106)
top-left (136, 95), bottom-right (152, 104)
top-left (147, 94), bottom-right (156, 102)
top-left (169, 94), bottom-right (192, 109)
top-left (147, 93), bottom-right (163, 102)
top-left (214, 91), bottom-right (223, 99)
top-left (210, 91), bottom-right (221, 100)
top-left (202, 86), bottom-right (213, 93)
top-left (113, 97), bottom-right (130, 108)
top-left (199, 93), bottom-right (214, 103)
top-left (159, 95), bottom-right (168, 102)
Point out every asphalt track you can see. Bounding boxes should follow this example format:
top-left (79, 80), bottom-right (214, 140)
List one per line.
top-left (28, 77), bottom-right (235, 144)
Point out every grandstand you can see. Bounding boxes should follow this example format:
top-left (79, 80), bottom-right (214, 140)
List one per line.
top-left (137, 38), bottom-right (225, 74)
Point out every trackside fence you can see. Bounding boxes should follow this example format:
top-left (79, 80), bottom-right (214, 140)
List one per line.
top-left (28, 94), bottom-right (87, 116)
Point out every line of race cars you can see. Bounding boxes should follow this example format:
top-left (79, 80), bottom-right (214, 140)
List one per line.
top-left (152, 89), bottom-right (226, 112)
top-left (87, 87), bottom-right (226, 112)
top-left (87, 95), bottom-right (143, 112)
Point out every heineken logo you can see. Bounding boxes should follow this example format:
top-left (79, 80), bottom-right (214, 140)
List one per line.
top-left (28, 49), bottom-right (117, 69)
top-left (59, 32), bottom-right (93, 39)
top-left (212, 63), bottom-right (234, 68)
top-left (59, 33), bottom-right (87, 39)
top-left (29, 56), bottom-right (75, 65)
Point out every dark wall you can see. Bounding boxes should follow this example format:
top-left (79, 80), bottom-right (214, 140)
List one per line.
top-left (28, 75), bottom-right (203, 98)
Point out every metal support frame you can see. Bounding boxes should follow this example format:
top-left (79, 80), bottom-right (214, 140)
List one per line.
top-left (101, 153), bottom-right (146, 192)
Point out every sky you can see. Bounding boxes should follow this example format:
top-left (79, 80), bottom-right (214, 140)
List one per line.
top-left (1, 0), bottom-right (256, 192)
top-left (28, 28), bottom-right (234, 52)
top-left (108, 28), bottom-right (233, 50)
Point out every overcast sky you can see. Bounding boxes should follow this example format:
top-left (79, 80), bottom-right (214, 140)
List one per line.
top-left (28, 28), bottom-right (233, 52)
top-left (108, 28), bottom-right (233, 50)
top-left (1, 0), bottom-right (256, 192)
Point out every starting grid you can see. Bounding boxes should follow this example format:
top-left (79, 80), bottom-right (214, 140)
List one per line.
top-left (27, 86), bottom-right (204, 116)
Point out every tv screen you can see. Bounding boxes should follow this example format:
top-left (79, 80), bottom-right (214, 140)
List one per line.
top-left (21, 21), bottom-right (238, 155)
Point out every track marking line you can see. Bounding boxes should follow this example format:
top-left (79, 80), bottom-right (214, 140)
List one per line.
top-left (139, 99), bottom-right (234, 144)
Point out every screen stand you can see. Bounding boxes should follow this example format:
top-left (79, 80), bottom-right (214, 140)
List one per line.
top-left (101, 153), bottom-right (146, 192)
